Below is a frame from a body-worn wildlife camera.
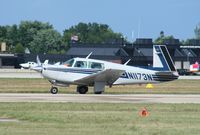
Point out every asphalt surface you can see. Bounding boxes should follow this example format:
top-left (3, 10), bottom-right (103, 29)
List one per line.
top-left (0, 69), bottom-right (42, 78)
top-left (0, 94), bottom-right (200, 103)
top-left (1, 69), bottom-right (200, 79)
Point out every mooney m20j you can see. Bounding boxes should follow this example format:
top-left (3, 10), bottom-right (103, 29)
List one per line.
top-left (33, 45), bottom-right (179, 94)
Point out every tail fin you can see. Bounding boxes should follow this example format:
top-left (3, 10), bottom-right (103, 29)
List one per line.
top-left (153, 45), bottom-right (176, 72)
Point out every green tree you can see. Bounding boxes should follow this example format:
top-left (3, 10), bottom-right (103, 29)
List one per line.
top-left (0, 26), bottom-right (7, 42)
top-left (15, 43), bottom-right (24, 53)
top-left (18, 21), bottom-right (53, 48)
top-left (63, 22), bottom-right (122, 45)
top-left (6, 25), bottom-right (19, 47)
top-left (29, 29), bottom-right (64, 54)
top-left (0, 21), bottom-right (66, 54)
top-left (0, 25), bottom-right (19, 51)
top-left (154, 31), bottom-right (175, 44)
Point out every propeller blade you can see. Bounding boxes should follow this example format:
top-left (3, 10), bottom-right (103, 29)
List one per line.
top-left (36, 55), bottom-right (42, 66)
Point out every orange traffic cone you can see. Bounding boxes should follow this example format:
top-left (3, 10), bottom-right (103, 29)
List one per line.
top-left (139, 107), bottom-right (149, 117)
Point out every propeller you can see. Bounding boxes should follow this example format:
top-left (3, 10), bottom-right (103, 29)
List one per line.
top-left (31, 55), bottom-right (48, 72)
top-left (36, 55), bottom-right (42, 66)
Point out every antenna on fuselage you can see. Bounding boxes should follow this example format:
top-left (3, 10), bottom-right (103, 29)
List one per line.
top-left (86, 52), bottom-right (93, 59)
top-left (124, 59), bottom-right (131, 65)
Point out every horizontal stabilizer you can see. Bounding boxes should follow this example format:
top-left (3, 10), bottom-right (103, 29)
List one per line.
top-left (153, 71), bottom-right (179, 82)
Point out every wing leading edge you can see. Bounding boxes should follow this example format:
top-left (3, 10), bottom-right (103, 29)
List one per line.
top-left (74, 69), bottom-right (125, 86)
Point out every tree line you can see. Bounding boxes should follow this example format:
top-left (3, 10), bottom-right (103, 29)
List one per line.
top-left (0, 21), bottom-right (122, 54)
top-left (0, 21), bottom-right (200, 54)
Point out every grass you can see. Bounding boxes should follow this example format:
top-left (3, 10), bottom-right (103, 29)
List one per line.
top-left (0, 78), bottom-right (200, 94)
top-left (0, 103), bottom-right (200, 135)
top-left (0, 79), bottom-right (200, 134)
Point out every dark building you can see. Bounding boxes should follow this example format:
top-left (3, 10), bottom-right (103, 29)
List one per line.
top-left (1, 38), bottom-right (200, 74)
top-left (0, 54), bottom-right (18, 68)
top-left (66, 44), bottom-right (128, 63)
top-left (66, 38), bottom-right (200, 72)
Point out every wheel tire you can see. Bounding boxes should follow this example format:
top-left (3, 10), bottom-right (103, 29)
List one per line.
top-left (94, 91), bottom-right (102, 94)
top-left (77, 86), bottom-right (88, 94)
top-left (50, 87), bottom-right (58, 94)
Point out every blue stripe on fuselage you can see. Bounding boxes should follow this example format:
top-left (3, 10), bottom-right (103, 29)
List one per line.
top-left (45, 67), bottom-right (100, 74)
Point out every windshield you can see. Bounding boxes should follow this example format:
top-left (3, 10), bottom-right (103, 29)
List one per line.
top-left (63, 59), bottom-right (74, 67)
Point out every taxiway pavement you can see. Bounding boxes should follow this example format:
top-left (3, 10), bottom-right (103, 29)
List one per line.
top-left (1, 69), bottom-right (200, 79)
top-left (0, 94), bottom-right (200, 103)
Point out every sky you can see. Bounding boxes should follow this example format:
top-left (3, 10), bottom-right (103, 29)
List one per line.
top-left (0, 0), bottom-right (200, 41)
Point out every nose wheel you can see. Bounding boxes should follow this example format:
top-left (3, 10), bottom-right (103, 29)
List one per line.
top-left (50, 87), bottom-right (58, 94)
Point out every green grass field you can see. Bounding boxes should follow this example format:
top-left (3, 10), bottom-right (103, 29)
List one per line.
top-left (0, 79), bottom-right (200, 134)
top-left (0, 103), bottom-right (200, 135)
top-left (0, 78), bottom-right (200, 94)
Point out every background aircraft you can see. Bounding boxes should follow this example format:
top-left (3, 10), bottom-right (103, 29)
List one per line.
top-left (20, 61), bottom-right (38, 69)
top-left (32, 45), bottom-right (179, 94)
top-left (190, 61), bottom-right (200, 75)
top-left (20, 60), bottom-right (49, 69)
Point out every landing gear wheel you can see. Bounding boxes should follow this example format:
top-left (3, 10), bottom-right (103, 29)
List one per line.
top-left (50, 87), bottom-right (58, 94)
top-left (77, 86), bottom-right (88, 94)
top-left (94, 91), bottom-right (102, 94)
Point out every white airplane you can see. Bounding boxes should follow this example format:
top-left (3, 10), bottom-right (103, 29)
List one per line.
top-left (20, 61), bottom-right (38, 69)
top-left (20, 60), bottom-right (49, 69)
top-left (32, 45), bottom-right (179, 94)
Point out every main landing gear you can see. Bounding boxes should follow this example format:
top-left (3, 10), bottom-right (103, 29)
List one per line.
top-left (77, 85), bottom-right (88, 94)
top-left (49, 85), bottom-right (102, 94)
top-left (49, 86), bottom-right (88, 94)
top-left (94, 91), bottom-right (102, 94)
top-left (50, 86), bottom-right (58, 94)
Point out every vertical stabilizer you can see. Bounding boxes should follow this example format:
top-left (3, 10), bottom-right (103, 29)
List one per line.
top-left (153, 45), bottom-right (176, 71)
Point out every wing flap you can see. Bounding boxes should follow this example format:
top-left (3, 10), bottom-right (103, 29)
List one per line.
top-left (74, 69), bottom-right (125, 85)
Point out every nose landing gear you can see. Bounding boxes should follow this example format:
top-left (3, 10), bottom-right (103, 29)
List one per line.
top-left (50, 87), bottom-right (58, 94)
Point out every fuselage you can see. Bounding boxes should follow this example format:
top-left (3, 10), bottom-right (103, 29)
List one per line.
top-left (41, 57), bottom-right (179, 86)
top-left (20, 62), bottom-right (37, 69)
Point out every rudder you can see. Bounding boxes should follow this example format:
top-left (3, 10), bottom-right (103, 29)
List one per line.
top-left (153, 45), bottom-right (176, 72)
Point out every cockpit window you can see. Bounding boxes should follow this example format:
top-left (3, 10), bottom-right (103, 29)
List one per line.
top-left (74, 61), bottom-right (87, 68)
top-left (63, 59), bottom-right (74, 67)
top-left (88, 62), bottom-right (104, 70)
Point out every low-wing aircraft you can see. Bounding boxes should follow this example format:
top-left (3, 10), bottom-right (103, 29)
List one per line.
top-left (32, 45), bottom-right (179, 94)
top-left (20, 60), bottom-right (49, 69)
top-left (20, 61), bottom-right (38, 69)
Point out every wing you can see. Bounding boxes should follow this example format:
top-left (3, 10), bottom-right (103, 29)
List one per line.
top-left (74, 69), bottom-right (125, 86)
